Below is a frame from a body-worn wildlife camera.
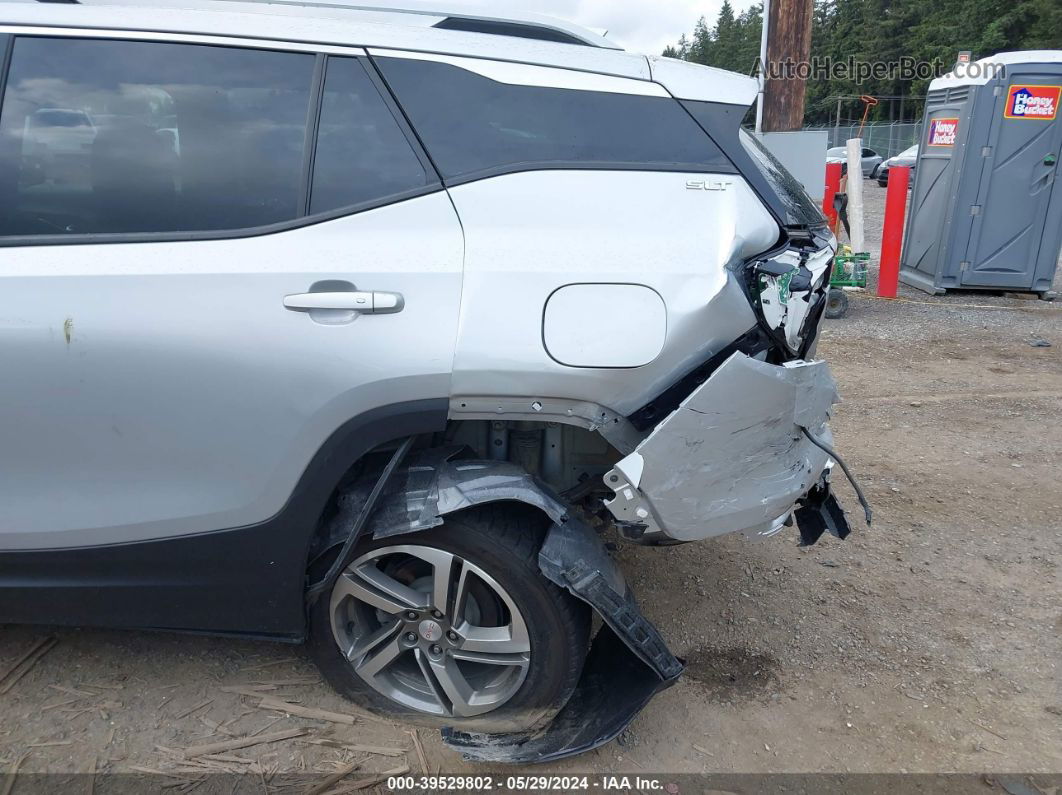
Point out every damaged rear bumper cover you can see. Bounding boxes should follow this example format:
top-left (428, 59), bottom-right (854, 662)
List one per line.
top-left (605, 352), bottom-right (843, 544)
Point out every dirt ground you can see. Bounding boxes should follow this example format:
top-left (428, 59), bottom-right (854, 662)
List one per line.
top-left (2, 183), bottom-right (1061, 786)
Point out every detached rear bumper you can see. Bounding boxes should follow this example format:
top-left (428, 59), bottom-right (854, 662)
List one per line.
top-left (604, 353), bottom-right (839, 543)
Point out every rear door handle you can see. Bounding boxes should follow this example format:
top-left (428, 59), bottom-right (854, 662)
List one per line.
top-left (283, 291), bottom-right (404, 314)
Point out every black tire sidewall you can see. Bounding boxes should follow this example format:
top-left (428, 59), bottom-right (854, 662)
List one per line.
top-left (307, 509), bottom-right (590, 733)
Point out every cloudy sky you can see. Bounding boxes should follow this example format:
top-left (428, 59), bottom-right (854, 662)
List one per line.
top-left (494, 0), bottom-right (758, 56)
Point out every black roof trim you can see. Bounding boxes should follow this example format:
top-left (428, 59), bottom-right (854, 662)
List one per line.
top-left (433, 17), bottom-right (589, 46)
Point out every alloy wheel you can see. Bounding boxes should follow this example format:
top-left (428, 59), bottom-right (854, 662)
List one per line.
top-left (329, 544), bottom-right (531, 718)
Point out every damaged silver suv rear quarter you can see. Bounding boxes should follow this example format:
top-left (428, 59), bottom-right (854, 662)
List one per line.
top-left (604, 352), bottom-right (840, 543)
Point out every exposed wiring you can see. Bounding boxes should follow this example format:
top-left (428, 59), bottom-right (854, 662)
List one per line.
top-left (801, 427), bottom-right (873, 526)
top-left (305, 434), bottom-right (418, 603)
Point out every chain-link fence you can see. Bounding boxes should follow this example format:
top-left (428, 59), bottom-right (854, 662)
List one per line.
top-left (804, 121), bottom-right (923, 159)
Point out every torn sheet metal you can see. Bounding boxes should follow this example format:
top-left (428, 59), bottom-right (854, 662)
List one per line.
top-left (321, 450), bottom-right (573, 545)
top-left (320, 452), bottom-right (684, 764)
top-left (604, 352), bottom-right (839, 543)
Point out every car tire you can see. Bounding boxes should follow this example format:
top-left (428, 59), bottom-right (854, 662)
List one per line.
top-left (877, 179), bottom-right (888, 188)
top-left (308, 503), bottom-right (591, 733)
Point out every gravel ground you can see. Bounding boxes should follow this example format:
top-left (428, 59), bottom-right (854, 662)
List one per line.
top-left (1, 182), bottom-right (1060, 787)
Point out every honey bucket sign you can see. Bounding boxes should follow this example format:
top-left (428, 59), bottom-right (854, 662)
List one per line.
top-left (927, 117), bottom-right (959, 147)
top-left (1004, 85), bottom-right (1061, 120)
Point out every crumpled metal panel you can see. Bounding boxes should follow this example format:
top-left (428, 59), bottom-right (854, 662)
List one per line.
top-left (604, 353), bottom-right (839, 542)
top-left (319, 450), bottom-right (574, 549)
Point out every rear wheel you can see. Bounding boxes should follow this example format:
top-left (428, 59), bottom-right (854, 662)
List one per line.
top-left (308, 505), bottom-right (591, 732)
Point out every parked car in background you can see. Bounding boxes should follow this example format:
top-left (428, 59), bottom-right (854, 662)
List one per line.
top-left (826, 145), bottom-right (883, 178)
top-left (876, 144), bottom-right (919, 186)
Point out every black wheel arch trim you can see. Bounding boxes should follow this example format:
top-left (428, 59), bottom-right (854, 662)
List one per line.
top-left (0, 399), bottom-right (448, 640)
top-left (322, 447), bottom-right (683, 762)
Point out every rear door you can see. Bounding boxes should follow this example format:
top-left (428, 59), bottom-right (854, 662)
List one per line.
top-left (0, 32), bottom-right (463, 552)
top-left (962, 72), bottom-right (1062, 288)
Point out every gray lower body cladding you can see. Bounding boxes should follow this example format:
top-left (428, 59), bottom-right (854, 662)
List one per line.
top-left (604, 352), bottom-right (839, 544)
top-left (320, 450), bottom-right (682, 763)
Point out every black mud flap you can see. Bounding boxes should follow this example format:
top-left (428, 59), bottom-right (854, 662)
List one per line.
top-left (795, 484), bottom-right (853, 547)
top-left (442, 518), bottom-right (684, 764)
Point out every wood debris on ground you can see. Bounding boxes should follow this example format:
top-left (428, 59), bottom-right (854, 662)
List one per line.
top-left (173, 698), bottom-right (214, 720)
top-left (240, 658), bottom-right (299, 673)
top-left (408, 730), bottom-right (429, 774)
top-left (179, 727), bottom-right (309, 759)
top-left (0, 636), bottom-right (57, 694)
top-left (256, 697), bottom-right (358, 726)
top-left (299, 739), bottom-right (407, 757)
top-left (345, 765), bottom-right (410, 792)
top-left (252, 677), bottom-right (320, 687)
top-left (304, 760), bottom-right (362, 795)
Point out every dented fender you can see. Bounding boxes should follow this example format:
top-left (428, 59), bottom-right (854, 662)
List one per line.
top-left (604, 352), bottom-right (839, 543)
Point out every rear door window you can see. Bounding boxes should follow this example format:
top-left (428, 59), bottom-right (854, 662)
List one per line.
top-left (0, 37), bottom-right (315, 237)
top-left (309, 57), bottom-right (431, 215)
top-left (373, 56), bottom-right (734, 181)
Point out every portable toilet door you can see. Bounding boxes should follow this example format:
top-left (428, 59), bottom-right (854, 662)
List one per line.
top-left (900, 82), bottom-right (978, 294)
top-left (964, 55), bottom-right (1062, 296)
top-left (902, 51), bottom-right (1062, 298)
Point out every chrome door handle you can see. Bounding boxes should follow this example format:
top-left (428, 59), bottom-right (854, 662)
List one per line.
top-left (283, 291), bottom-right (404, 314)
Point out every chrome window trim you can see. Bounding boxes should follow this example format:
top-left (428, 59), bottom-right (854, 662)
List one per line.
top-left (0, 24), bottom-right (368, 56)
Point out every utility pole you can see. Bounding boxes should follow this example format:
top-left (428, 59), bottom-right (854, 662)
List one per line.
top-left (755, 0), bottom-right (770, 133)
top-left (761, 0), bottom-right (814, 132)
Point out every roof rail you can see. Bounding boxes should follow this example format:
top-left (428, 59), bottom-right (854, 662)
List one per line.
top-left (432, 17), bottom-right (589, 46)
top-left (224, 0), bottom-right (620, 49)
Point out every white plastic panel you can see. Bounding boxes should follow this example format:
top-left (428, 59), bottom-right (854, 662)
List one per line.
top-left (544, 284), bottom-right (666, 368)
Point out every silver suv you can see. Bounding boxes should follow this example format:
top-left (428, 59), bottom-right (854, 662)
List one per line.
top-left (0, 0), bottom-right (860, 763)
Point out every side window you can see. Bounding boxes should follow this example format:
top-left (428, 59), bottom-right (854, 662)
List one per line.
top-left (374, 57), bottom-right (734, 181)
top-left (310, 57), bottom-right (430, 215)
top-left (0, 37), bottom-right (314, 237)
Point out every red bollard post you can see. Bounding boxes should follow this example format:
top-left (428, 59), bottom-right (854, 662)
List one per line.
top-left (823, 162), bottom-right (843, 235)
top-left (878, 165), bottom-right (910, 298)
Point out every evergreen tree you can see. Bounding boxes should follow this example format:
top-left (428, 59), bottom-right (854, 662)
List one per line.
top-left (663, 0), bottom-right (1062, 125)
